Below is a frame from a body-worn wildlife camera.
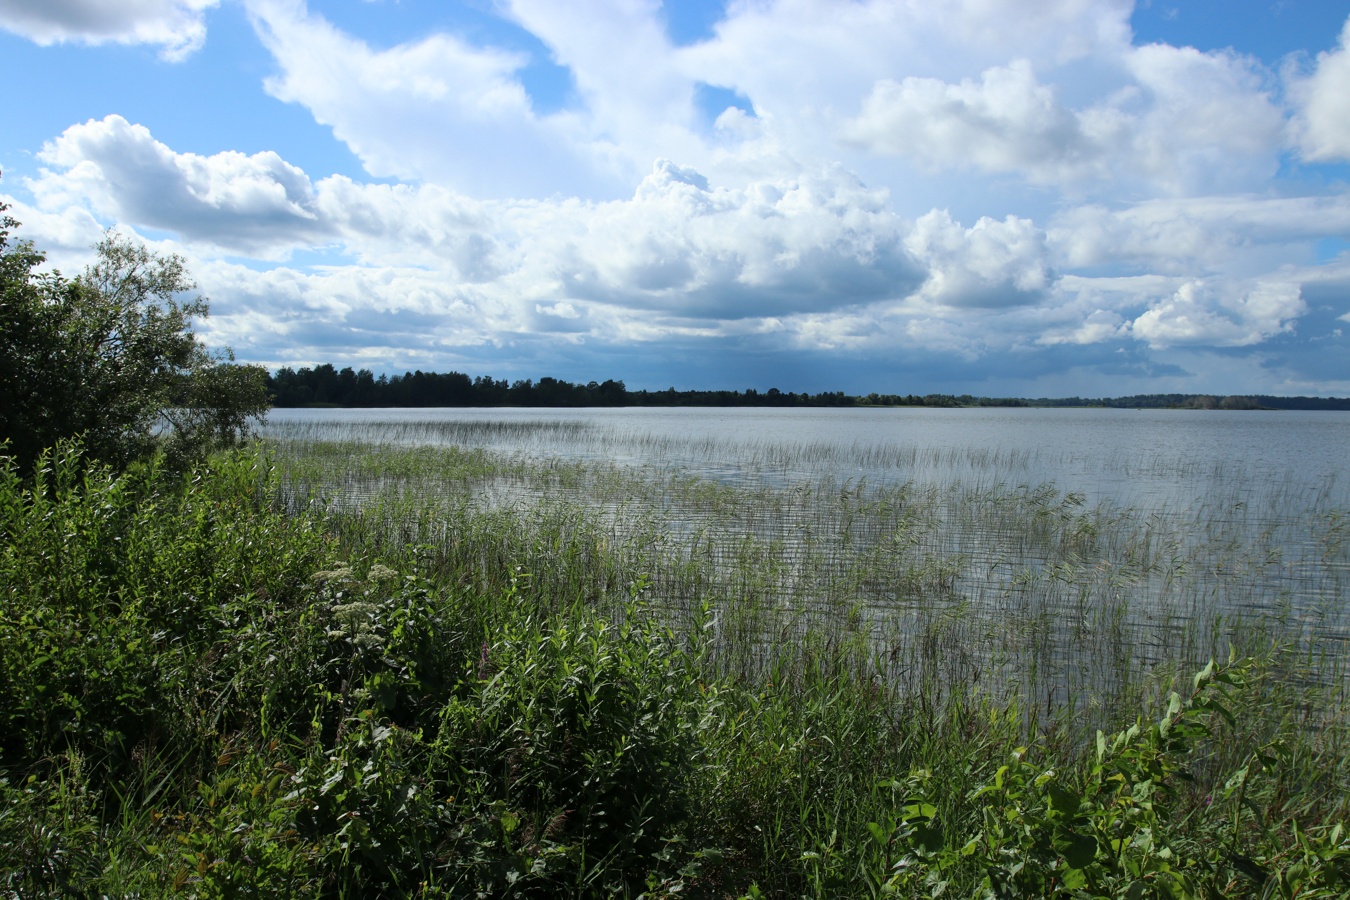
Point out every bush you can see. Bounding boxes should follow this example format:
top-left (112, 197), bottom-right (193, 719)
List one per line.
top-left (880, 656), bottom-right (1350, 899)
top-left (0, 206), bottom-right (269, 475)
top-left (2, 443), bottom-right (1345, 898)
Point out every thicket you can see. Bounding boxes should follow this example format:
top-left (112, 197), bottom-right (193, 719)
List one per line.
top-left (1, 443), bottom-right (1348, 897)
top-left (0, 205), bottom-right (268, 475)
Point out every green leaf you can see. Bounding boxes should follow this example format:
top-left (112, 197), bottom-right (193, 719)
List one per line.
top-left (1046, 781), bottom-right (1080, 816)
top-left (1059, 866), bottom-right (1088, 891)
top-left (904, 802), bottom-right (938, 822)
top-left (1193, 658), bottom-right (1215, 692)
top-left (1053, 828), bottom-right (1098, 870)
top-left (911, 823), bottom-right (945, 856)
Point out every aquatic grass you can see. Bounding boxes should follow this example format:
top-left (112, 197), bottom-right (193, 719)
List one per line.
top-left (2, 436), bottom-right (1347, 896)
top-left (258, 422), bottom-right (1350, 744)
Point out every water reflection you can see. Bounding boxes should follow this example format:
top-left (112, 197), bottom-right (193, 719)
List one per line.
top-left (262, 406), bottom-right (1349, 508)
top-left (260, 406), bottom-right (1350, 726)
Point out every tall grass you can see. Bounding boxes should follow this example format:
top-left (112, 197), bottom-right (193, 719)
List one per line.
top-left (262, 426), bottom-right (1349, 738)
top-left (2, 433), bottom-right (1346, 897)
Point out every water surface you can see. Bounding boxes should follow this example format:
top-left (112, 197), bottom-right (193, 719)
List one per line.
top-left (262, 406), bottom-right (1350, 510)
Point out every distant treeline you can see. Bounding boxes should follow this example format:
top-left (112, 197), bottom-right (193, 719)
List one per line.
top-left (267, 365), bottom-right (863, 408)
top-left (1021, 394), bottom-right (1350, 411)
top-left (266, 365), bottom-right (1350, 410)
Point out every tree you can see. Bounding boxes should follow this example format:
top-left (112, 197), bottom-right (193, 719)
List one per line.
top-left (0, 205), bottom-right (270, 473)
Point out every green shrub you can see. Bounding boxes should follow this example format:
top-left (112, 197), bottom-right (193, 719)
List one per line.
top-left (880, 656), bottom-right (1350, 899)
top-left (427, 594), bottom-right (706, 896)
top-left (3, 442), bottom-right (1345, 898)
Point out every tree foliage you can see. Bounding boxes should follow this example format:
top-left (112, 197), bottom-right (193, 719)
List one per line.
top-left (0, 205), bottom-right (269, 473)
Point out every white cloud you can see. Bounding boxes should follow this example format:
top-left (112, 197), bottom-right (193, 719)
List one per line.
top-left (1050, 195), bottom-right (1350, 274)
top-left (9, 0), bottom-right (1349, 394)
top-left (20, 117), bottom-right (935, 347)
top-left (311, 178), bottom-right (504, 281)
top-left (905, 209), bottom-right (1053, 308)
top-left (0, 195), bottom-right (106, 271)
top-left (843, 41), bottom-right (1282, 196)
top-left (245, 0), bottom-right (610, 197)
top-left (536, 301), bottom-right (580, 319)
top-left (502, 0), bottom-right (695, 147)
top-left (24, 109), bottom-right (1329, 386)
top-left (1130, 279), bottom-right (1305, 348)
top-left (671, 0), bottom-right (1136, 192)
top-left (543, 160), bottom-right (925, 319)
top-left (192, 258), bottom-right (512, 365)
top-left (239, 0), bottom-right (1146, 202)
top-left (29, 115), bottom-right (330, 256)
top-left (1036, 308), bottom-right (1127, 346)
top-left (684, 0), bottom-right (1133, 103)
top-left (843, 60), bottom-right (1120, 184)
top-left (1120, 43), bottom-right (1283, 194)
top-left (1292, 15), bottom-right (1350, 162)
top-left (23, 115), bottom-right (529, 277)
top-left (0, 0), bottom-right (217, 60)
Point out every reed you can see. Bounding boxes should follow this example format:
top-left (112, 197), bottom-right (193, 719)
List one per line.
top-left (260, 420), bottom-right (1349, 737)
top-left (3, 423), bottom-right (1345, 897)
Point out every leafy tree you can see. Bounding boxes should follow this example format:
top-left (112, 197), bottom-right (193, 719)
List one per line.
top-left (0, 205), bottom-right (269, 473)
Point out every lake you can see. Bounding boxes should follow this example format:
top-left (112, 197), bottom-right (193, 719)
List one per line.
top-left (260, 405), bottom-right (1350, 719)
top-left (262, 405), bottom-right (1350, 508)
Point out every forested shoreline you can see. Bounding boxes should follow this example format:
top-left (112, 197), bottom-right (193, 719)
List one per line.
top-left (267, 364), bottom-right (1350, 410)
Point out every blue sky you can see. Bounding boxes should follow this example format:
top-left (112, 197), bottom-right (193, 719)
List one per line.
top-left (3, 0), bottom-right (1349, 396)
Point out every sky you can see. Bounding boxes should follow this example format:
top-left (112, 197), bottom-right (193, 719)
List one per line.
top-left (2, 0), bottom-right (1350, 397)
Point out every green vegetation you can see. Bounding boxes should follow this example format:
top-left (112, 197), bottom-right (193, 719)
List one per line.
top-left (0, 205), bottom-right (268, 475)
top-left (2, 421), bottom-right (1347, 896)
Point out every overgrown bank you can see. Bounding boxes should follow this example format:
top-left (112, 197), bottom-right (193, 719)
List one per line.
top-left (1, 446), bottom-right (1348, 897)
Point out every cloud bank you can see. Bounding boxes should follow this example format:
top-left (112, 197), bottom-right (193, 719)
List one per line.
top-left (5, 0), bottom-right (1349, 395)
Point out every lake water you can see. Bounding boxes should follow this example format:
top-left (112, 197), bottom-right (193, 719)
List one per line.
top-left (262, 406), bottom-right (1350, 510)
top-left (261, 405), bottom-right (1350, 712)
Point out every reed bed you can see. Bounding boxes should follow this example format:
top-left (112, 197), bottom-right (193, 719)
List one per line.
top-left (4, 431), bottom-right (1348, 897)
top-left (261, 419), bottom-right (1349, 739)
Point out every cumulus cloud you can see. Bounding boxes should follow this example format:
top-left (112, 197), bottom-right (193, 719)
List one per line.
top-left (1050, 195), bottom-right (1350, 273)
top-left (684, 0), bottom-right (1132, 104)
top-left (1120, 43), bottom-right (1283, 194)
top-left (843, 61), bottom-right (1119, 184)
top-left (19, 117), bottom-right (940, 352)
top-left (244, 0), bottom-right (611, 197)
top-left (0, 195), bottom-right (107, 272)
top-left (192, 256), bottom-right (520, 366)
top-left (25, 110), bottom-right (1325, 387)
top-left (232, 0), bottom-right (1285, 216)
top-left (10, 0), bottom-right (1349, 393)
top-left (22, 117), bottom-right (928, 316)
top-left (0, 0), bottom-right (217, 60)
top-left (843, 42), bottom-right (1282, 196)
top-left (29, 115), bottom-right (330, 256)
top-left (311, 178), bottom-right (505, 281)
top-left (1131, 280), bottom-right (1305, 348)
top-left (546, 160), bottom-right (925, 319)
top-left (1036, 308), bottom-right (1128, 346)
top-left (239, 0), bottom-right (1148, 202)
top-left (502, 0), bottom-right (697, 149)
top-left (904, 209), bottom-right (1053, 308)
top-left (1292, 15), bottom-right (1350, 162)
